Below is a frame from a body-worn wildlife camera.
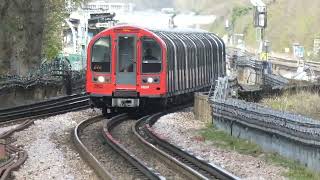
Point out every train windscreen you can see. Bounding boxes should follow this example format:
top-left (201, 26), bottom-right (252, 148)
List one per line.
top-left (142, 38), bottom-right (162, 73)
top-left (91, 37), bottom-right (111, 72)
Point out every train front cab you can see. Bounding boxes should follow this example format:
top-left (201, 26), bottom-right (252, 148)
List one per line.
top-left (86, 26), bottom-right (167, 113)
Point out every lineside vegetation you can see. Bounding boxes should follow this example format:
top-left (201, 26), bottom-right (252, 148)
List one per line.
top-left (262, 91), bottom-right (320, 120)
top-left (199, 125), bottom-right (320, 179)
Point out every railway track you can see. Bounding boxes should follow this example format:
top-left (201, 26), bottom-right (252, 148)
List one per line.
top-left (103, 114), bottom-right (164, 180)
top-left (0, 121), bottom-right (30, 180)
top-left (134, 113), bottom-right (239, 180)
top-left (74, 115), bottom-right (163, 180)
top-left (0, 94), bottom-right (89, 124)
top-left (0, 94), bottom-right (90, 179)
top-left (0, 144), bottom-right (27, 180)
top-left (74, 110), bottom-right (238, 180)
top-left (73, 116), bottom-right (114, 180)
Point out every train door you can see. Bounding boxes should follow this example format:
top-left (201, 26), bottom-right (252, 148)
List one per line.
top-left (116, 35), bottom-right (137, 86)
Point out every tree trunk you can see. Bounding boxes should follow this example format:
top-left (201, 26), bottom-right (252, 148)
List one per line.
top-left (0, 0), bottom-right (46, 75)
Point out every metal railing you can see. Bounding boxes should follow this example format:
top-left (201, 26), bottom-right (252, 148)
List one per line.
top-left (211, 97), bottom-right (320, 146)
top-left (232, 53), bottom-right (290, 88)
top-left (0, 59), bottom-right (85, 94)
top-left (210, 74), bottom-right (320, 147)
top-left (263, 73), bottom-right (289, 88)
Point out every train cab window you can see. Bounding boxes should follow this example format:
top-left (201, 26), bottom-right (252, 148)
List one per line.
top-left (91, 37), bottom-right (111, 72)
top-left (142, 38), bottom-right (162, 73)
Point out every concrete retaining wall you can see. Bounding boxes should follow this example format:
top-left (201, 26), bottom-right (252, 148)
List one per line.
top-left (194, 92), bottom-right (320, 172)
top-left (0, 84), bottom-right (65, 109)
top-left (194, 92), bottom-right (212, 124)
top-left (215, 118), bottom-right (320, 171)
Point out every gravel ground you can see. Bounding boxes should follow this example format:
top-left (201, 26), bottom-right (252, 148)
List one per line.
top-left (11, 109), bottom-right (100, 180)
top-left (111, 120), bottom-right (188, 180)
top-left (152, 109), bottom-right (288, 180)
top-left (80, 119), bottom-right (141, 179)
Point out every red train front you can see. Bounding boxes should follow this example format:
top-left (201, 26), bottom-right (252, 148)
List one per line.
top-left (86, 26), bottom-right (167, 113)
top-left (86, 25), bottom-right (225, 115)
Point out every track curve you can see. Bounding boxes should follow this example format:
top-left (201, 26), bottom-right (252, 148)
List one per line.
top-left (0, 94), bottom-right (89, 125)
top-left (102, 114), bottom-right (164, 180)
top-left (134, 113), bottom-right (240, 180)
top-left (73, 116), bottom-right (114, 180)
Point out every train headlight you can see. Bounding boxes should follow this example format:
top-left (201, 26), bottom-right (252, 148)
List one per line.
top-left (97, 76), bottom-right (105, 83)
top-left (147, 77), bottom-right (153, 83)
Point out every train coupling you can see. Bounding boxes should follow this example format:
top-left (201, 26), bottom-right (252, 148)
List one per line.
top-left (112, 98), bottom-right (139, 107)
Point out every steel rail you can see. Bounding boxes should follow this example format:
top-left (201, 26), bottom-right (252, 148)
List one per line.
top-left (0, 121), bottom-right (33, 179)
top-left (73, 116), bottom-right (114, 180)
top-left (102, 113), bottom-right (163, 180)
top-left (0, 95), bottom-right (87, 117)
top-left (0, 94), bottom-right (84, 114)
top-left (0, 96), bottom-right (89, 125)
top-left (0, 145), bottom-right (27, 180)
top-left (0, 98), bottom-right (89, 121)
top-left (134, 113), bottom-right (240, 180)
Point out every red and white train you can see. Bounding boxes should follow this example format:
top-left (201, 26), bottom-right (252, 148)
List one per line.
top-left (86, 25), bottom-right (225, 114)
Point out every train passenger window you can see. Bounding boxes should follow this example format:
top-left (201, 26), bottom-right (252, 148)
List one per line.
top-left (91, 37), bottom-right (111, 72)
top-left (142, 38), bottom-right (161, 73)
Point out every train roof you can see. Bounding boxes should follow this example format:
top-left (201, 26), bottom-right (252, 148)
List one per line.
top-left (148, 27), bottom-right (209, 33)
top-left (108, 25), bottom-right (212, 34)
top-left (95, 25), bottom-right (225, 50)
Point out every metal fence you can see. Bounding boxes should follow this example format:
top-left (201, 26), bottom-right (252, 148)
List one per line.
top-left (0, 58), bottom-right (85, 94)
top-left (211, 97), bottom-right (320, 146)
top-left (210, 75), bottom-right (320, 147)
top-left (236, 56), bottom-right (263, 70)
top-left (234, 54), bottom-right (290, 88)
top-left (263, 73), bottom-right (289, 88)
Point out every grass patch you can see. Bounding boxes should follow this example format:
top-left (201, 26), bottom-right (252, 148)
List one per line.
top-left (200, 124), bottom-right (320, 179)
top-left (200, 124), bottom-right (262, 156)
top-left (261, 91), bottom-right (320, 120)
top-left (265, 153), bottom-right (320, 180)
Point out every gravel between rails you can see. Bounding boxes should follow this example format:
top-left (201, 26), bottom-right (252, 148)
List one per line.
top-left (111, 120), bottom-right (188, 180)
top-left (11, 109), bottom-right (100, 180)
top-left (152, 108), bottom-right (288, 180)
top-left (80, 118), bottom-right (141, 179)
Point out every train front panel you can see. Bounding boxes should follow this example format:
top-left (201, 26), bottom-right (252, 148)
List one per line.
top-left (86, 26), bottom-right (167, 109)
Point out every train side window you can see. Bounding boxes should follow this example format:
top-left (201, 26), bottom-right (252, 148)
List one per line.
top-left (142, 38), bottom-right (162, 73)
top-left (91, 37), bottom-right (111, 73)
